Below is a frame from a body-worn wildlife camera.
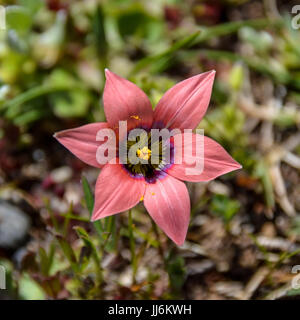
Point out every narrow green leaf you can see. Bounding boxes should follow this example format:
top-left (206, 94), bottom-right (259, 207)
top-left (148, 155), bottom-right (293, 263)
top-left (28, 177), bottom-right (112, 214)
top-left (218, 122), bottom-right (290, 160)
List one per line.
top-left (74, 226), bottom-right (102, 284)
top-left (82, 176), bottom-right (94, 217)
top-left (1, 84), bottom-right (78, 116)
top-left (55, 235), bottom-right (78, 273)
top-left (93, 5), bottom-right (108, 58)
top-left (194, 18), bottom-right (282, 45)
top-left (82, 176), bottom-right (104, 239)
top-left (131, 18), bottom-right (283, 75)
top-left (38, 247), bottom-right (50, 276)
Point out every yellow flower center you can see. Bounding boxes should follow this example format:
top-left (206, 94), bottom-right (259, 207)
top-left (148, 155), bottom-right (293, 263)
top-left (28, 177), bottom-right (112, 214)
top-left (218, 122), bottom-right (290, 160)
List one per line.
top-left (137, 146), bottom-right (151, 161)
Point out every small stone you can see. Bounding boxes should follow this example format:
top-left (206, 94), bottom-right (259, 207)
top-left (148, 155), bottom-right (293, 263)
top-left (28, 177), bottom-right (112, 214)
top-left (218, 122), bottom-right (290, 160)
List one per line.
top-left (50, 166), bottom-right (72, 184)
top-left (0, 201), bottom-right (31, 249)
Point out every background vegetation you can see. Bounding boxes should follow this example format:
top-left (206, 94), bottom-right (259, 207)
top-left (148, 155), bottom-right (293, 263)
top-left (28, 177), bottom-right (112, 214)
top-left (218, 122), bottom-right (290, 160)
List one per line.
top-left (1, 0), bottom-right (300, 300)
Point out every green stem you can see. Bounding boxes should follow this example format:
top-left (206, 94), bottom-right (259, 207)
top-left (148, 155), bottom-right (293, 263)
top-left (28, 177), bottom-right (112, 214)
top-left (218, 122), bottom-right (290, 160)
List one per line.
top-left (151, 219), bottom-right (166, 269)
top-left (128, 209), bottom-right (137, 284)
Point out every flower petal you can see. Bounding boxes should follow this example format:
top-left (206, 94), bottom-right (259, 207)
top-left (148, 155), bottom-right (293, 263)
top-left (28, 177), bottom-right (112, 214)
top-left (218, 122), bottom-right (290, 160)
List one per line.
top-left (103, 69), bottom-right (154, 131)
top-left (54, 122), bottom-right (112, 168)
top-left (91, 162), bottom-right (145, 220)
top-left (165, 134), bottom-right (242, 182)
top-left (153, 70), bottom-right (215, 130)
top-left (144, 175), bottom-right (190, 246)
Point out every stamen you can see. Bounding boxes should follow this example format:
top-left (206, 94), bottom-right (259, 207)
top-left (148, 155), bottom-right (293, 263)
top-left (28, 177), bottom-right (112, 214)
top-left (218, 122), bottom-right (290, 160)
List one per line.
top-left (130, 115), bottom-right (141, 120)
top-left (137, 146), bottom-right (151, 161)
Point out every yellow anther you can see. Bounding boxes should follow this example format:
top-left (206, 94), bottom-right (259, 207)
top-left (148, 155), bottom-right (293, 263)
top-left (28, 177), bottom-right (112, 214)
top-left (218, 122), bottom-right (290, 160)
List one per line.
top-left (151, 192), bottom-right (155, 196)
top-left (140, 195), bottom-right (144, 201)
top-left (131, 115), bottom-right (141, 120)
top-left (137, 146), bottom-right (151, 161)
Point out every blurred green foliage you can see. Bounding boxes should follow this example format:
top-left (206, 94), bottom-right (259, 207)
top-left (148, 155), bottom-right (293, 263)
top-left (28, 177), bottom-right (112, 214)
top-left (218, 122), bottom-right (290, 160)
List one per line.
top-left (1, 0), bottom-right (300, 300)
top-left (211, 194), bottom-right (240, 224)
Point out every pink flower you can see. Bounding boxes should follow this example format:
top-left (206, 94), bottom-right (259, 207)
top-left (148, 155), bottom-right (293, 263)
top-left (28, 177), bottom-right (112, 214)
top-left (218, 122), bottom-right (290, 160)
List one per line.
top-left (54, 69), bottom-right (241, 245)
